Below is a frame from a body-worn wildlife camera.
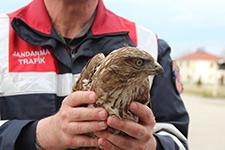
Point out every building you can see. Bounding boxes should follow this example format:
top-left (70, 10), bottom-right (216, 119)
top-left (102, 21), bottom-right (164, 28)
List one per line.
top-left (176, 50), bottom-right (225, 85)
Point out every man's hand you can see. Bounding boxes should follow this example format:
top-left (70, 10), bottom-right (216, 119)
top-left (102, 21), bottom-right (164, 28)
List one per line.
top-left (95, 102), bottom-right (157, 150)
top-left (36, 91), bottom-right (108, 150)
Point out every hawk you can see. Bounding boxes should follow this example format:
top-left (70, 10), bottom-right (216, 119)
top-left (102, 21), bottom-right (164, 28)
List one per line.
top-left (73, 46), bottom-right (163, 134)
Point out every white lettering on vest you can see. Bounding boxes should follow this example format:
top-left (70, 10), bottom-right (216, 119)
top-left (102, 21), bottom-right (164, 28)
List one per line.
top-left (12, 49), bottom-right (50, 65)
top-left (18, 57), bottom-right (46, 65)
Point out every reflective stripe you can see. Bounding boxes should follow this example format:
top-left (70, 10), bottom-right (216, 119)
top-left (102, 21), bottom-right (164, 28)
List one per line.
top-left (0, 73), bottom-right (80, 97)
top-left (0, 14), bottom-right (10, 95)
top-left (0, 14), bottom-right (9, 71)
top-left (0, 120), bottom-right (8, 127)
top-left (154, 123), bottom-right (188, 150)
top-left (58, 73), bottom-right (80, 96)
top-left (157, 131), bottom-right (186, 150)
top-left (136, 25), bottom-right (158, 88)
top-left (136, 25), bottom-right (158, 60)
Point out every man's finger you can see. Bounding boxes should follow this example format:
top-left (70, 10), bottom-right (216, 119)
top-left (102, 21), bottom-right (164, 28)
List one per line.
top-left (70, 135), bottom-right (99, 148)
top-left (96, 132), bottom-right (135, 150)
top-left (98, 138), bottom-right (120, 150)
top-left (129, 102), bottom-right (155, 125)
top-left (65, 121), bottom-right (107, 134)
top-left (68, 107), bottom-right (107, 121)
top-left (63, 91), bottom-right (97, 107)
top-left (107, 116), bottom-right (148, 140)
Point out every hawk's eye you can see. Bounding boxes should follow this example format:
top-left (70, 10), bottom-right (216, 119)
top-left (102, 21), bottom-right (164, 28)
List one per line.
top-left (136, 59), bottom-right (144, 66)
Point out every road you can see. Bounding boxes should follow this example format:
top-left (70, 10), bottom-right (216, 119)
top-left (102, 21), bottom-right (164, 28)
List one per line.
top-left (182, 94), bottom-right (225, 150)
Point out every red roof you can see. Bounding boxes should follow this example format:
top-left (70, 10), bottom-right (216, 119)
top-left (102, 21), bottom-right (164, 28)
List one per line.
top-left (177, 51), bottom-right (223, 61)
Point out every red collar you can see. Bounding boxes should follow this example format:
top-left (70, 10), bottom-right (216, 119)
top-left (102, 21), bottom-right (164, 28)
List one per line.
top-left (92, 0), bottom-right (136, 44)
top-left (9, 0), bottom-right (136, 44)
top-left (9, 0), bottom-right (52, 34)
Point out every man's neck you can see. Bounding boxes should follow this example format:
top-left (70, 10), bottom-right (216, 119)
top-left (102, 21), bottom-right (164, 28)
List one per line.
top-left (44, 0), bottom-right (98, 38)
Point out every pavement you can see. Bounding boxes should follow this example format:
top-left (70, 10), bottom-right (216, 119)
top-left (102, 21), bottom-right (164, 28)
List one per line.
top-left (182, 94), bottom-right (225, 150)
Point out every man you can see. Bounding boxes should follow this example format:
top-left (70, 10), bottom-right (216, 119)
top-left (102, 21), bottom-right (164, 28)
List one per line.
top-left (0, 0), bottom-right (189, 149)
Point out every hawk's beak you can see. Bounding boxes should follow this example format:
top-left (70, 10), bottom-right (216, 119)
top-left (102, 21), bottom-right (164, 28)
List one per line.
top-left (145, 61), bottom-right (164, 75)
top-left (154, 61), bottom-right (164, 75)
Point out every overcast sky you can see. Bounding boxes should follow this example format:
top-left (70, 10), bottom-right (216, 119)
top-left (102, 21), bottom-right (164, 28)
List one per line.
top-left (0, 0), bottom-right (224, 58)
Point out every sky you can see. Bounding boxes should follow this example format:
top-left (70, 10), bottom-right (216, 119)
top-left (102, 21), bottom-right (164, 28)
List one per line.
top-left (0, 0), bottom-right (225, 58)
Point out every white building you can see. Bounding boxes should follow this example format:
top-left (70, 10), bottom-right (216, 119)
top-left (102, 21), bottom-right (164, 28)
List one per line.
top-left (176, 50), bottom-right (225, 85)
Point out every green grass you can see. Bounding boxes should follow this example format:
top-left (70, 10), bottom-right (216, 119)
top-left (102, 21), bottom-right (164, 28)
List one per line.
top-left (183, 84), bottom-right (225, 98)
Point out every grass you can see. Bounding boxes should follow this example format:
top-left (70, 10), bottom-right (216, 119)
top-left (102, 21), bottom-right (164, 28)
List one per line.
top-left (183, 84), bottom-right (225, 98)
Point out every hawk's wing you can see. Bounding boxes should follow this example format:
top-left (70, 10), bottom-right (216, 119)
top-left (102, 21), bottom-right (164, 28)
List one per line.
top-left (134, 78), bottom-right (151, 108)
top-left (73, 53), bottom-right (105, 91)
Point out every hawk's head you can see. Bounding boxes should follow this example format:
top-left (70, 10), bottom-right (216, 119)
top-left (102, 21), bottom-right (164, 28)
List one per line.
top-left (101, 47), bottom-right (164, 82)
